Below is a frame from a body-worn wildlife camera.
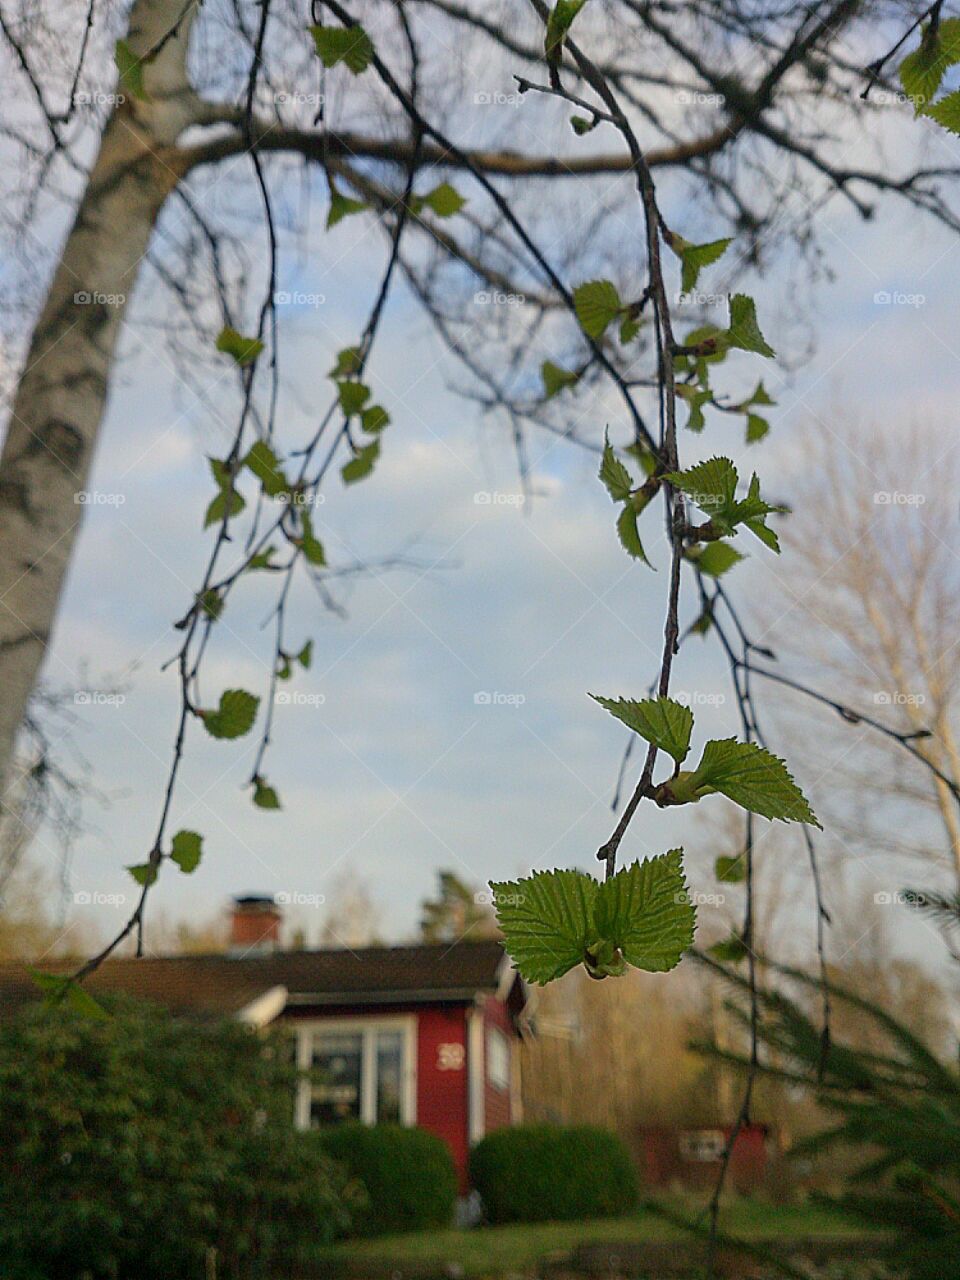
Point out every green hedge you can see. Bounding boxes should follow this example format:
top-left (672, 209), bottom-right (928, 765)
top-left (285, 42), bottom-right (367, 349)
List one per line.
top-left (317, 1123), bottom-right (457, 1236)
top-left (469, 1124), bottom-right (638, 1223)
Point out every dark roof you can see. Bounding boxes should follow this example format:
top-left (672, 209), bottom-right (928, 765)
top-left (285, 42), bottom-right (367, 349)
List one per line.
top-left (0, 940), bottom-right (516, 1020)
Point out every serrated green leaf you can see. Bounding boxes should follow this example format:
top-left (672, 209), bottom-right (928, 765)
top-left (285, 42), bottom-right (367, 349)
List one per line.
top-left (727, 294), bottom-right (775, 359)
top-left (327, 187), bottom-right (368, 229)
top-left (619, 312), bottom-right (642, 343)
top-left (337, 381), bottom-right (371, 416)
top-left (30, 970), bottom-right (109, 1020)
top-left (669, 235), bottom-right (732, 294)
top-left (170, 830), bottom-right (203, 873)
top-left (253, 778), bottom-right (281, 810)
top-left (599, 434), bottom-right (633, 502)
top-left (667, 456), bottom-right (738, 519)
top-left (925, 88), bottom-right (960, 132)
top-left (901, 19), bottom-right (960, 113)
top-left (696, 540), bottom-right (743, 577)
top-left (715, 854), bottom-right (746, 883)
top-left (692, 738), bottom-right (820, 826)
top-left (573, 280), bottom-right (622, 341)
top-left (592, 850), bottom-right (695, 973)
top-left (309, 23), bottom-right (374, 73)
top-left (361, 404), bottom-right (390, 433)
top-left (616, 503), bottom-right (651, 565)
top-left (491, 868), bottom-right (599, 984)
top-left (341, 439), bottom-right (380, 485)
top-left (541, 360), bottom-right (579, 399)
top-left (590, 694), bottom-right (693, 765)
top-left (244, 440), bottom-right (289, 498)
top-left (201, 689), bottom-right (259, 740)
top-left (215, 326), bottom-right (264, 367)
top-left (115, 39), bottom-right (148, 101)
top-left (676, 384), bottom-right (712, 432)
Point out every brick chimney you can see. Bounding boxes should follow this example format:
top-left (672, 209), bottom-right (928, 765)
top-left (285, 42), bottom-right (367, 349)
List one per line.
top-left (229, 894), bottom-right (282, 954)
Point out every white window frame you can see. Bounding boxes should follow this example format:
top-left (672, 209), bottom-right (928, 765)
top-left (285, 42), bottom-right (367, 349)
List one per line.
top-left (486, 1026), bottom-right (510, 1093)
top-left (295, 1015), bottom-right (417, 1130)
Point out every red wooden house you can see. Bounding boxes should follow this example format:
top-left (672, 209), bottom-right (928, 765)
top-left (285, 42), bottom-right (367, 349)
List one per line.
top-left (0, 896), bottom-right (528, 1189)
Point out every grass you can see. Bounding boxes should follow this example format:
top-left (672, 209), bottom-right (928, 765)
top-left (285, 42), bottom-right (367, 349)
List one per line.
top-left (314, 1197), bottom-right (873, 1276)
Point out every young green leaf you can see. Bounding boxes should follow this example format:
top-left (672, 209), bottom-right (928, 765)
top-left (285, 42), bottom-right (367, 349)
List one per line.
top-left (599, 434), bottom-right (633, 502)
top-left (545, 0), bottom-right (588, 67)
top-left (592, 850), bottom-right (696, 974)
top-left (115, 39), bottom-right (149, 101)
top-left (204, 487), bottom-right (245, 530)
top-left (244, 440), bottom-right (289, 498)
top-left (30, 970), bottom-right (109, 1020)
top-left (709, 934), bottom-right (749, 963)
top-left (170, 830), bottom-right (203, 873)
top-left (491, 868), bottom-right (599, 984)
top-left (341, 439), bottom-right (380, 485)
top-left (128, 862), bottom-right (158, 887)
top-left (745, 413), bottom-right (769, 443)
top-left (900, 19), bottom-right (960, 112)
top-left (668, 234), bottom-right (732, 294)
top-left (541, 360), bottom-right (579, 399)
top-left (573, 280), bottom-right (622, 340)
top-left (695, 541), bottom-right (743, 577)
top-left (676, 384), bottom-right (712, 432)
top-left (215, 326), bottom-right (264, 367)
top-left (590, 694), bottom-right (693, 765)
top-left (337, 381), bottom-right (371, 416)
top-left (298, 511), bottom-right (326, 566)
top-left (327, 188), bottom-right (369, 229)
top-left (416, 182), bottom-right (466, 217)
top-left (253, 778), bottom-right (281, 810)
top-left (309, 23), bottom-right (374, 73)
top-left (715, 854), bottom-right (746, 883)
top-left (667, 457), bottom-right (783, 550)
top-left (201, 689), bottom-right (260, 740)
top-left (361, 404), bottom-right (390, 433)
top-left (297, 639), bottom-right (313, 669)
top-left (329, 346), bottom-right (363, 377)
top-left (925, 88), bottom-right (960, 133)
top-left (616, 504), bottom-right (650, 565)
top-left (727, 294), bottom-right (775, 358)
top-left (691, 737), bottom-right (820, 826)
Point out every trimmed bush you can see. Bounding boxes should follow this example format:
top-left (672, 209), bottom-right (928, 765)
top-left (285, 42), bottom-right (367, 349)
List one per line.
top-left (317, 1123), bottom-right (457, 1236)
top-left (470, 1124), bottom-right (638, 1223)
top-left (0, 996), bottom-right (357, 1280)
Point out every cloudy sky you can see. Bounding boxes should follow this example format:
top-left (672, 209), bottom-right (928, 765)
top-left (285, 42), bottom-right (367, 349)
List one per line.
top-left (18, 66), bottom-right (960, 967)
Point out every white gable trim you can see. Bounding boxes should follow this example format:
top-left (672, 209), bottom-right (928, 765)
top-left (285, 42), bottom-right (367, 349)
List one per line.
top-left (236, 984), bottom-right (288, 1027)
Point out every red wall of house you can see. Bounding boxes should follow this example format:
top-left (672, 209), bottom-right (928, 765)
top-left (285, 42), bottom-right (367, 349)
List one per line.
top-left (415, 1005), bottom-right (470, 1189)
top-left (481, 994), bottom-right (514, 1134)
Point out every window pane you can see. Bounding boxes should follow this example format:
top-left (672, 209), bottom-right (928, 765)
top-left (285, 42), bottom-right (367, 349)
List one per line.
top-left (375, 1030), bottom-right (403, 1124)
top-left (310, 1032), bottom-right (362, 1127)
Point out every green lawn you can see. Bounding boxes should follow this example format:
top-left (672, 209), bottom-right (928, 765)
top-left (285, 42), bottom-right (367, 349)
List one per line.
top-left (313, 1197), bottom-right (872, 1276)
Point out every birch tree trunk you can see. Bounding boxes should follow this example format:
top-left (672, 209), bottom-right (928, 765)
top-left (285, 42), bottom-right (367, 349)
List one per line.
top-left (0, 0), bottom-right (202, 795)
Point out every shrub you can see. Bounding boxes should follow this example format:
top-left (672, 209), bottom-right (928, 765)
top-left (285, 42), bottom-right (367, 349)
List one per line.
top-left (317, 1123), bottom-right (457, 1235)
top-left (470, 1124), bottom-right (638, 1223)
top-left (0, 995), bottom-right (357, 1280)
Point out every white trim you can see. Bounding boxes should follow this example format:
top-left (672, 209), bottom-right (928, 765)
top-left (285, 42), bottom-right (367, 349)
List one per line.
top-left (467, 1007), bottom-right (485, 1143)
top-left (294, 1014), bottom-right (417, 1130)
top-left (236, 984), bottom-right (288, 1028)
